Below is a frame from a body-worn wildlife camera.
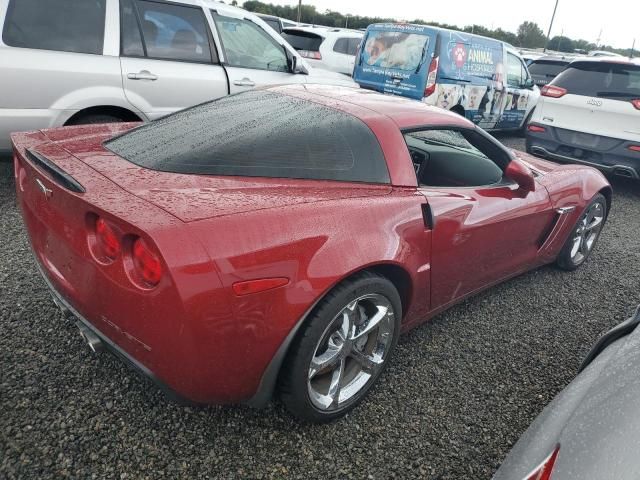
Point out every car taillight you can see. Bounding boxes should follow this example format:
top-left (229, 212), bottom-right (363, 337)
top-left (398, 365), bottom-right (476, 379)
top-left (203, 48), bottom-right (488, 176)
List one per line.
top-left (528, 125), bottom-right (546, 133)
top-left (95, 218), bottom-right (121, 260)
top-left (632, 99), bottom-right (640, 110)
top-left (541, 85), bottom-right (567, 98)
top-left (299, 50), bottom-right (321, 60)
top-left (424, 56), bottom-right (439, 98)
top-left (132, 237), bottom-right (162, 287)
top-left (629, 145), bottom-right (640, 152)
top-left (525, 445), bottom-right (560, 480)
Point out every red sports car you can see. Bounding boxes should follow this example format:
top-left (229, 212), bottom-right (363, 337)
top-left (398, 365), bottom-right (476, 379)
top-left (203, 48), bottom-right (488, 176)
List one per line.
top-left (12, 85), bottom-right (610, 422)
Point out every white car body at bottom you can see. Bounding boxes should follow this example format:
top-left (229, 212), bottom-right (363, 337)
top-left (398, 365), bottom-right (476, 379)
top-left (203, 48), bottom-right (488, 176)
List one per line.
top-left (0, 0), bottom-right (355, 153)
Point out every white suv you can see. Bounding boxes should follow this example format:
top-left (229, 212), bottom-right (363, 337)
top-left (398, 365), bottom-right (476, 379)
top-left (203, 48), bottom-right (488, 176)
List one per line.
top-left (0, 0), bottom-right (355, 154)
top-left (527, 57), bottom-right (640, 179)
top-left (282, 27), bottom-right (363, 76)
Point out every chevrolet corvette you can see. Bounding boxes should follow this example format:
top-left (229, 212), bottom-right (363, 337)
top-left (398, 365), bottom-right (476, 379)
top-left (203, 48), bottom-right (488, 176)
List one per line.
top-left (12, 85), bottom-right (611, 422)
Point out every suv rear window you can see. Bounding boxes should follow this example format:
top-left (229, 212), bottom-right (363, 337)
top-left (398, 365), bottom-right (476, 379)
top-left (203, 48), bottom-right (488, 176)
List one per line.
top-left (528, 60), bottom-right (569, 77)
top-left (2, 0), bottom-right (106, 55)
top-left (105, 91), bottom-right (390, 184)
top-left (282, 30), bottom-right (324, 52)
top-left (552, 61), bottom-right (640, 100)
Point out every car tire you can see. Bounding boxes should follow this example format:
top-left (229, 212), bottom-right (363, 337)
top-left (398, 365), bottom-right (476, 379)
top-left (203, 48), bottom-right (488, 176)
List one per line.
top-left (67, 114), bottom-right (124, 126)
top-left (556, 193), bottom-right (607, 271)
top-left (279, 271), bottom-right (402, 423)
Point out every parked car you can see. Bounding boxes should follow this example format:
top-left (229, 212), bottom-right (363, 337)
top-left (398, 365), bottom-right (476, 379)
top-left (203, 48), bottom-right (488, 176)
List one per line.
top-left (527, 57), bottom-right (640, 179)
top-left (493, 305), bottom-right (640, 480)
top-left (588, 50), bottom-right (624, 57)
top-left (352, 23), bottom-right (539, 132)
top-left (12, 85), bottom-right (610, 423)
top-left (282, 27), bottom-right (363, 75)
top-left (528, 56), bottom-right (572, 87)
top-left (0, 0), bottom-right (354, 155)
top-left (256, 13), bottom-right (297, 34)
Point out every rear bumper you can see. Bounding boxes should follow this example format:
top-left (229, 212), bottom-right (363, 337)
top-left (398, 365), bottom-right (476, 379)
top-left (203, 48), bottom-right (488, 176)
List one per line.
top-left (526, 125), bottom-right (640, 179)
top-left (35, 259), bottom-right (197, 406)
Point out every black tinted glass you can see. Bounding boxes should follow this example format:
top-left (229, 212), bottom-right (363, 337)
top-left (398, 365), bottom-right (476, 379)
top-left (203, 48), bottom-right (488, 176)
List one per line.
top-left (120, 0), bottom-right (144, 57)
top-left (3, 0), bottom-right (106, 54)
top-left (552, 61), bottom-right (640, 99)
top-left (282, 31), bottom-right (323, 51)
top-left (347, 38), bottom-right (360, 55)
top-left (528, 60), bottom-right (568, 77)
top-left (135, 0), bottom-right (212, 63)
top-left (333, 38), bottom-right (349, 54)
top-left (105, 91), bottom-right (390, 184)
top-left (263, 18), bottom-right (281, 32)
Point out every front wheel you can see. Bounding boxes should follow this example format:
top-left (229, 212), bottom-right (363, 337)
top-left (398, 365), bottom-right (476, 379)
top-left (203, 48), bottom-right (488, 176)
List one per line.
top-left (556, 194), bottom-right (607, 271)
top-left (279, 272), bottom-right (401, 423)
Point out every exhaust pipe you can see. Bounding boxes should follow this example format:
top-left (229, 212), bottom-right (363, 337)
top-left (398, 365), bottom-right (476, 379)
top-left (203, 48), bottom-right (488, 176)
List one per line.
top-left (77, 322), bottom-right (103, 353)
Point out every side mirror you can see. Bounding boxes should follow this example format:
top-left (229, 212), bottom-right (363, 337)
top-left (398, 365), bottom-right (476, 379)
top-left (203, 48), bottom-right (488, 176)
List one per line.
top-left (523, 77), bottom-right (535, 89)
top-left (505, 159), bottom-right (535, 193)
top-left (284, 46), bottom-right (308, 75)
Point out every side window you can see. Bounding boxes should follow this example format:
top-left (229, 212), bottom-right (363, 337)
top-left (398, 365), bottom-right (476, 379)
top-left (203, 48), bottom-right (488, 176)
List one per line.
top-left (2, 0), bottom-right (106, 55)
top-left (347, 38), bottom-right (361, 56)
top-left (123, 0), bottom-right (214, 63)
top-left (404, 129), bottom-right (505, 188)
top-left (120, 0), bottom-right (144, 57)
top-left (507, 52), bottom-right (524, 88)
top-left (333, 38), bottom-right (349, 54)
top-left (212, 13), bottom-right (288, 72)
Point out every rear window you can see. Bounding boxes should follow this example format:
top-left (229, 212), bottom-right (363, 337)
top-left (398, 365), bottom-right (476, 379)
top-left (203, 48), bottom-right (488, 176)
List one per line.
top-left (528, 60), bottom-right (568, 77)
top-left (2, 0), bottom-right (106, 54)
top-left (282, 30), bottom-right (324, 52)
top-left (552, 61), bottom-right (640, 99)
top-left (104, 91), bottom-right (390, 184)
top-left (362, 31), bottom-right (429, 71)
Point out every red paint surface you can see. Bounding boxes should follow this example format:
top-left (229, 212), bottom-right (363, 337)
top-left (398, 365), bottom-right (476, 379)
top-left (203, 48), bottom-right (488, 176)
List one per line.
top-left (12, 86), bottom-right (611, 404)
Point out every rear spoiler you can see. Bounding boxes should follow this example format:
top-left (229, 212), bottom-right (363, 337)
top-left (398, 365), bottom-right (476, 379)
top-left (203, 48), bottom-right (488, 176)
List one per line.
top-left (25, 149), bottom-right (85, 193)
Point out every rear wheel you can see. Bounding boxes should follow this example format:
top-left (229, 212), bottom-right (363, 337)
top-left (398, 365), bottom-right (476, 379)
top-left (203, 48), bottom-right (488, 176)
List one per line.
top-left (556, 194), bottom-right (607, 270)
top-left (279, 272), bottom-right (401, 423)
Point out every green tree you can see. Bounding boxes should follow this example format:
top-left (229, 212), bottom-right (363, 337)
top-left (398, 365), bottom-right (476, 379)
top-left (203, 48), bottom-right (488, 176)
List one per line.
top-left (516, 21), bottom-right (546, 48)
top-left (547, 35), bottom-right (575, 53)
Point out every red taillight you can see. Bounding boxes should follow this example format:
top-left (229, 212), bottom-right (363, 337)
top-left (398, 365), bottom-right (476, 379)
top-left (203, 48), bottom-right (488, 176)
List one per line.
top-left (528, 125), bottom-right (546, 133)
top-left (232, 277), bottom-right (289, 296)
top-left (629, 145), bottom-right (640, 152)
top-left (424, 56), bottom-right (439, 98)
top-left (631, 99), bottom-right (640, 110)
top-left (299, 50), bottom-right (321, 60)
top-left (541, 85), bottom-right (567, 98)
top-left (132, 238), bottom-right (162, 287)
top-left (95, 218), bottom-right (121, 260)
top-left (525, 445), bottom-right (560, 480)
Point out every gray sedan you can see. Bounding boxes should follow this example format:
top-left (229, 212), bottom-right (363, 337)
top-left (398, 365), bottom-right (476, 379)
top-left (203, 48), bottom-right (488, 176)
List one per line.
top-left (494, 305), bottom-right (640, 480)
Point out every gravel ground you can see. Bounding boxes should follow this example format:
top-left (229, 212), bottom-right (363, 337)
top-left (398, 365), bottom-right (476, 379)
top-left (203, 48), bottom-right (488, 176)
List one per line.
top-left (1, 140), bottom-right (639, 479)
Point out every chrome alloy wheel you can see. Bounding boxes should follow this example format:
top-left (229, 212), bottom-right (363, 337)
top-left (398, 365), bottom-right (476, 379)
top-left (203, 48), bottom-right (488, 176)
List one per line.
top-left (307, 293), bottom-right (395, 411)
top-left (570, 200), bottom-right (605, 264)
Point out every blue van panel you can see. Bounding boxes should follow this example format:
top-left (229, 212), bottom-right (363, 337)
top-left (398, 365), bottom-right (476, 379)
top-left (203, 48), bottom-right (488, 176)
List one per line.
top-left (353, 24), bottom-right (436, 101)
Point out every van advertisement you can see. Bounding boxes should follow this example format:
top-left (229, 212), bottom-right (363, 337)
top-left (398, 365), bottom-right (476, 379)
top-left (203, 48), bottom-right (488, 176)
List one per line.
top-left (435, 31), bottom-right (530, 129)
top-left (355, 24), bottom-right (432, 100)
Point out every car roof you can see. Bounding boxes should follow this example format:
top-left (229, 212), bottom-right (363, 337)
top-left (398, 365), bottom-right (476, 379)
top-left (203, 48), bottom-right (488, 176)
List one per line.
top-left (266, 84), bottom-right (472, 130)
top-left (568, 56), bottom-right (640, 66)
top-left (532, 55), bottom-right (573, 63)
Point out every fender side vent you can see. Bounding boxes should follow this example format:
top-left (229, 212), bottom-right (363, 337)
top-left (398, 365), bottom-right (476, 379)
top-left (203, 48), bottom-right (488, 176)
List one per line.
top-left (26, 149), bottom-right (86, 193)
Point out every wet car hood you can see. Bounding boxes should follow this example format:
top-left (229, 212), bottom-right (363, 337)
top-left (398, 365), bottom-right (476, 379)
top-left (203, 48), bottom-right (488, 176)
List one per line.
top-left (494, 308), bottom-right (640, 480)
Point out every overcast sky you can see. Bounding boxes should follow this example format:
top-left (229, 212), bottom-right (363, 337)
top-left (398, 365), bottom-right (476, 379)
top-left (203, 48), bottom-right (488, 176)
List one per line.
top-left (276, 0), bottom-right (636, 49)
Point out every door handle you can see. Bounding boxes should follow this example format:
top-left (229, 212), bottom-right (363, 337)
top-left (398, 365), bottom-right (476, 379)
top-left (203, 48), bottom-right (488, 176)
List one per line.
top-left (127, 70), bottom-right (158, 81)
top-left (233, 78), bottom-right (256, 87)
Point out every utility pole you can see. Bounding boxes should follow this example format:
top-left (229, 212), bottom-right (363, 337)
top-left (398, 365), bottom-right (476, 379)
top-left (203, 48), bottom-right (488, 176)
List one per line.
top-left (297, 0), bottom-right (302, 23)
top-left (345, 14), bottom-right (349, 29)
top-left (631, 38), bottom-right (636, 58)
top-left (544, 0), bottom-right (559, 53)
